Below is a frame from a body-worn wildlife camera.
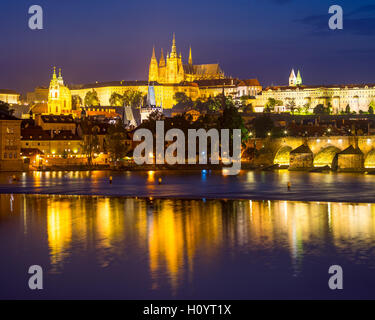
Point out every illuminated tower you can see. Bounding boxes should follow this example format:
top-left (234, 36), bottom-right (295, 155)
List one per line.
top-left (48, 67), bottom-right (72, 114)
top-left (188, 46), bottom-right (193, 65)
top-left (289, 69), bottom-right (297, 86)
top-left (296, 70), bottom-right (302, 86)
top-left (165, 33), bottom-right (185, 83)
top-left (149, 46), bottom-right (159, 82)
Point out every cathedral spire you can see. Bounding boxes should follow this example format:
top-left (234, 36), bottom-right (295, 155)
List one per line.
top-left (171, 33), bottom-right (177, 58)
top-left (52, 66), bottom-right (57, 79)
top-left (188, 46), bottom-right (193, 65)
top-left (151, 46), bottom-right (156, 60)
top-left (159, 48), bottom-right (165, 67)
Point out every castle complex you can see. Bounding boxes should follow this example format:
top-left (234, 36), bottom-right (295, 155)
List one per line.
top-left (50, 35), bottom-right (261, 111)
top-left (22, 36), bottom-right (375, 117)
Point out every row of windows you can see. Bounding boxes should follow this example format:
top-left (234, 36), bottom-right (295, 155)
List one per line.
top-left (4, 153), bottom-right (17, 159)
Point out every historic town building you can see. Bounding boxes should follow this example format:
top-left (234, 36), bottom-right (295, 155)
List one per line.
top-left (0, 89), bottom-right (20, 105)
top-left (0, 113), bottom-right (23, 171)
top-left (256, 69), bottom-right (375, 113)
top-left (48, 67), bottom-right (72, 114)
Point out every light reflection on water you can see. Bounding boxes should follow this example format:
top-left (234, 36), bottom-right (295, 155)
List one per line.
top-left (0, 194), bottom-right (375, 299)
top-left (2, 170), bottom-right (375, 203)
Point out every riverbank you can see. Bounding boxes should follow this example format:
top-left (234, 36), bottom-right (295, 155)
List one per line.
top-left (6, 160), bottom-right (375, 174)
top-left (1, 169), bottom-right (375, 203)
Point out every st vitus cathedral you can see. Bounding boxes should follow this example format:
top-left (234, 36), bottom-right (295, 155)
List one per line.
top-left (149, 33), bottom-right (224, 84)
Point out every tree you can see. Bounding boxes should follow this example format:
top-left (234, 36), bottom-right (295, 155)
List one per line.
top-left (173, 92), bottom-right (193, 111)
top-left (303, 102), bottom-right (311, 114)
top-left (314, 104), bottom-right (329, 115)
top-left (0, 101), bottom-right (15, 116)
top-left (80, 118), bottom-right (100, 166)
top-left (369, 101), bottom-right (375, 114)
top-left (252, 115), bottom-right (274, 138)
top-left (205, 94), bottom-right (235, 112)
top-left (72, 95), bottom-right (82, 110)
top-left (241, 104), bottom-right (254, 113)
top-left (84, 90), bottom-right (100, 107)
top-left (106, 120), bottom-right (131, 162)
top-left (218, 105), bottom-right (249, 145)
top-left (109, 92), bottom-right (124, 106)
top-left (286, 98), bottom-right (297, 114)
top-left (123, 90), bottom-right (143, 108)
top-left (345, 104), bottom-right (351, 114)
top-left (264, 98), bottom-right (282, 113)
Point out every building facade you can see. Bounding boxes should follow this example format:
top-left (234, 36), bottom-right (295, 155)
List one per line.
top-left (48, 67), bottom-right (72, 114)
top-left (68, 35), bottom-right (261, 110)
top-left (0, 113), bottom-right (23, 171)
top-left (0, 89), bottom-right (20, 105)
top-left (256, 70), bottom-right (375, 113)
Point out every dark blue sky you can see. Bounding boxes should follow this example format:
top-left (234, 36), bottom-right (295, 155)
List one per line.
top-left (1, 0), bottom-right (375, 94)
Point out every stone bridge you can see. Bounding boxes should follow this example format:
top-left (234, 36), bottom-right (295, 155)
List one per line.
top-left (248, 136), bottom-right (375, 170)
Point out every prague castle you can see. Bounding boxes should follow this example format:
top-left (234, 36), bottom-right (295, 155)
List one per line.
top-left (38, 35), bottom-right (260, 112)
top-left (148, 33), bottom-right (224, 83)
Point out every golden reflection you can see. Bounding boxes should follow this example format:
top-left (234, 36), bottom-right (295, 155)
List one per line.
top-left (147, 170), bottom-right (155, 183)
top-left (47, 199), bottom-right (72, 271)
top-left (2, 195), bottom-right (375, 293)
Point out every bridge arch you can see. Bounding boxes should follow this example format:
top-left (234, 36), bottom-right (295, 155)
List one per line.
top-left (313, 146), bottom-right (341, 168)
top-left (365, 149), bottom-right (375, 168)
top-left (274, 146), bottom-right (293, 165)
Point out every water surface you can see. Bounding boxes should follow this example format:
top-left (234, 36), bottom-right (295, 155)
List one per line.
top-left (1, 194), bottom-right (374, 299)
top-left (0, 170), bottom-right (375, 202)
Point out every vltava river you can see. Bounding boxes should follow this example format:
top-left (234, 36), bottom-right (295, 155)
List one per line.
top-left (0, 194), bottom-right (375, 299)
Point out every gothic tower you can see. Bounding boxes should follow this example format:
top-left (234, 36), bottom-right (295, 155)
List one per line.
top-left (148, 46), bottom-right (159, 82)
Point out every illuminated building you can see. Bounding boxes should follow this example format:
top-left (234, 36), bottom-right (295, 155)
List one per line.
top-left (0, 113), bottom-right (23, 171)
top-left (27, 86), bottom-right (48, 104)
top-left (48, 67), bottom-right (72, 114)
top-left (149, 34), bottom-right (224, 84)
top-left (140, 85), bottom-right (162, 123)
top-left (68, 35), bottom-right (261, 110)
top-left (0, 89), bottom-right (20, 105)
top-left (257, 69), bottom-right (375, 113)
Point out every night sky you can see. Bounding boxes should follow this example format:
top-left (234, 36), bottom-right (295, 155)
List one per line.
top-left (1, 0), bottom-right (375, 94)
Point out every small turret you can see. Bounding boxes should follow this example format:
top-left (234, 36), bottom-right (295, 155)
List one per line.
top-left (58, 68), bottom-right (64, 85)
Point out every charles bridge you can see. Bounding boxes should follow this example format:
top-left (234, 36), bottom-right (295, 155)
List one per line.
top-left (246, 136), bottom-right (375, 171)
